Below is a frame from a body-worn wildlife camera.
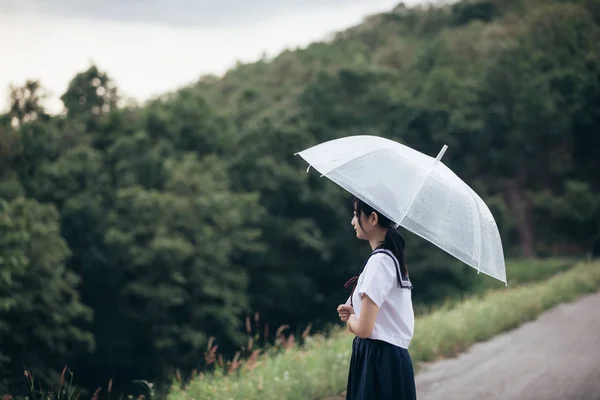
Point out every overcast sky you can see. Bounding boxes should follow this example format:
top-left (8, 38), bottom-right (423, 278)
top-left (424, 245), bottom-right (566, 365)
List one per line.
top-left (0, 0), bottom-right (437, 113)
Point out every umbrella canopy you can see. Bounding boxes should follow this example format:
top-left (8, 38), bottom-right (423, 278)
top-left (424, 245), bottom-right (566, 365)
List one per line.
top-left (295, 135), bottom-right (507, 284)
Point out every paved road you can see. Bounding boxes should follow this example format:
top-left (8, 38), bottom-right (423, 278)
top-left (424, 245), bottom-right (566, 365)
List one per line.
top-left (415, 291), bottom-right (600, 400)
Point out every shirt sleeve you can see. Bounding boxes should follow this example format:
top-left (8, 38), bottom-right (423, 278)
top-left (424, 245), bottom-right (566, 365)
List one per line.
top-left (357, 253), bottom-right (396, 308)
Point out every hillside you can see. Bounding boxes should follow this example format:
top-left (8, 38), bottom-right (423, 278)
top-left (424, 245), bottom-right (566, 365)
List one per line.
top-left (1, 0), bottom-right (599, 396)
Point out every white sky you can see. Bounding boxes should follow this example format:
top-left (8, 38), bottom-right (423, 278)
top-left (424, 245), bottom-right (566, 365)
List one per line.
top-left (0, 0), bottom-right (435, 114)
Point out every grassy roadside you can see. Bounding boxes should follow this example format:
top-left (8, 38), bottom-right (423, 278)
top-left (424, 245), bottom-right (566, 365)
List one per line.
top-left (413, 257), bottom-right (575, 315)
top-left (168, 259), bottom-right (600, 400)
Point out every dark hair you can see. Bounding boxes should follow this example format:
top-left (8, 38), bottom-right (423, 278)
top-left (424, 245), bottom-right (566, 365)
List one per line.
top-left (352, 196), bottom-right (408, 276)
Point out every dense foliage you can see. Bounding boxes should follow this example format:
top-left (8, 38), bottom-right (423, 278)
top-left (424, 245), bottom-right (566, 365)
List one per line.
top-left (1, 0), bottom-right (599, 395)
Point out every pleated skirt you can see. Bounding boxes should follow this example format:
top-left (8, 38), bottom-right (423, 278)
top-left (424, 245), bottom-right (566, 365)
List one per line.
top-left (346, 337), bottom-right (417, 400)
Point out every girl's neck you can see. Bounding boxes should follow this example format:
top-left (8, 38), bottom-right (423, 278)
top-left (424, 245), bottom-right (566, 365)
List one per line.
top-left (369, 230), bottom-right (386, 251)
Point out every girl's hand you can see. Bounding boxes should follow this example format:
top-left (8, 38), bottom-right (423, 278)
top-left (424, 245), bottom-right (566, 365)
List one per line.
top-left (337, 304), bottom-right (354, 322)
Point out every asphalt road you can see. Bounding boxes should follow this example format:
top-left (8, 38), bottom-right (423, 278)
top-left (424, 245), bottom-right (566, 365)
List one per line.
top-left (415, 291), bottom-right (600, 400)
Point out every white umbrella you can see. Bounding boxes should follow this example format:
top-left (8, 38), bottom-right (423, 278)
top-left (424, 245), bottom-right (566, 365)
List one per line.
top-left (295, 135), bottom-right (507, 284)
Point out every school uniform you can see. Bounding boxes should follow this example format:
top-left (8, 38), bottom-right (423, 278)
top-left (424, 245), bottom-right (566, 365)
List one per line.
top-left (344, 248), bottom-right (416, 400)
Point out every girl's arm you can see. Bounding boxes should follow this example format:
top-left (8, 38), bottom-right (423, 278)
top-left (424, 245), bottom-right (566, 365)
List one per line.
top-left (346, 294), bottom-right (379, 338)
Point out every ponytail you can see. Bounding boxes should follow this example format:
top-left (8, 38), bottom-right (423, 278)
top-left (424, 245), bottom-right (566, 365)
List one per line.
top-left (383, 227), bottom-right (408, 277)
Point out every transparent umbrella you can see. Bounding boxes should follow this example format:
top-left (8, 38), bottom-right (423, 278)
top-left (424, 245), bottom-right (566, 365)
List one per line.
top-left (295, 135), bottom-right (507, 284)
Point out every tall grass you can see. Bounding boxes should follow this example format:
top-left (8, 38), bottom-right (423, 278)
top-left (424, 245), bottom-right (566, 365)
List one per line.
top-left (5, 367), bottom-right (150, 400)
top-left (168, 259), bottom-right (599, 400)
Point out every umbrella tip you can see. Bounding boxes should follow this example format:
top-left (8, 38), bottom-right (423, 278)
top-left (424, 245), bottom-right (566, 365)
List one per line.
top-left (436, 145), bottom-right (448, 161)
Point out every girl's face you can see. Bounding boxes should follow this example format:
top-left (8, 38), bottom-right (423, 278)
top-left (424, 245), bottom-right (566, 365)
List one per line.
top-left (351, 210), bottom-right (377, 240)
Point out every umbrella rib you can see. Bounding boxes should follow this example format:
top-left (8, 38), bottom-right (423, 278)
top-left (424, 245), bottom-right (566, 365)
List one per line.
top-left (463, 181), bottom-right (483, 274)
top-left (316, 147), bottom-right (398, 177)
top-left (395, 145), bottom-right (448, 228)
top-left (462, 181), bottom-right (508, 284)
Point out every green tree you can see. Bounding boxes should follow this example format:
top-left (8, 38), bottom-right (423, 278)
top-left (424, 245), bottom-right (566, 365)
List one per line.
top-left (61, 65), bottom-right (118, 118)
top-left (103, 153), bottom-right (262, 383)
top-left (0, 198), bottom-right (93, 392)
top-left (533, 180), bottom-right (600, 255)
top-left (7, 80), bottom-right (49, 126)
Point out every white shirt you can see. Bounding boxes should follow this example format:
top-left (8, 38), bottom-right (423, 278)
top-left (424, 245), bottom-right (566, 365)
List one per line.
top-left (350, 250), bottom-right (415, 349)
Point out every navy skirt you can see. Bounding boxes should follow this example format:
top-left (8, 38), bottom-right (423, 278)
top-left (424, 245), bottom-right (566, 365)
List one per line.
top-left (346, 337), bottom-right (417, 400)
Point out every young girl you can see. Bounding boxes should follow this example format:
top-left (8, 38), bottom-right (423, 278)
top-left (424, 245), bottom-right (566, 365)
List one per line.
top-left (337, 197), bottom-right (416, 400)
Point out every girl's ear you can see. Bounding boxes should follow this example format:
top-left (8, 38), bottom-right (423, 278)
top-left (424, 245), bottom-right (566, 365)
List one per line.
top-left (370, 212), bottom-right (378, 226)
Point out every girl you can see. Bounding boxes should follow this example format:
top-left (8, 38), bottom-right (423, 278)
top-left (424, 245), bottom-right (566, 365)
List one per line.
top-left (337, 197), bottom-right (416, 400)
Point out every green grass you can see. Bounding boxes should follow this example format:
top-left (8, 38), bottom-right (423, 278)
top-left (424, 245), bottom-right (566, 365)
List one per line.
top-left (168, 259), bottom-right (600, 400)
top-left (415, 257), bottom-right (575, 317)
top-left (483, 257), bottom-right (575, 288)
